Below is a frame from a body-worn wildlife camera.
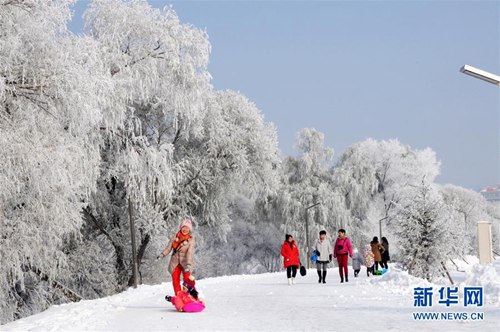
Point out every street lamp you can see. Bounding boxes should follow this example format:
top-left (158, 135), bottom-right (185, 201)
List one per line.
top-left (128, 195), bottom-right (139, 288)
top-left (459, 65), bottom-right (498, 265)
top-left (305, 202), bottom-right (321, 269)
top-left (460, 65), bottom-right (500, 86)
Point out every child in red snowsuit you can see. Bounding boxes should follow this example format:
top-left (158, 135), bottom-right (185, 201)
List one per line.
top-left (166, 281), bottom-right (205, 312)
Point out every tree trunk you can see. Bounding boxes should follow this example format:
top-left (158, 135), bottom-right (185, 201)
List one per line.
top-left (136, 233), bottom-right (151, 270)
top-left (127, 233), bottom-right (151, 286)
top-left (408, 249), bottom-right (418, 275)
top-left (82, 206), bottom-right (128, 286)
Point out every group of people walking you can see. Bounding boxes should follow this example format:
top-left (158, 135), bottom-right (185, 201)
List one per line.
top-left (159, 219), bottom-right (391, 296)
top-left (280, 229), bottom-right (390, 284)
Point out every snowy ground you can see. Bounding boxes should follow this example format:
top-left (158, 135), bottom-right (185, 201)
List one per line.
top-left (2, 259), bottom-right (499, 332)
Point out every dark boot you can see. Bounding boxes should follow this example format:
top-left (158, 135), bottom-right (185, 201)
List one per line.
top-left (340, 275), bottom-right (344, 283)
top-left (345, 274), bottom-right (349, 282)
top-left (317, 270), bottom-right (322, 283)
top-left (322, 271), bottom-right (327, 284)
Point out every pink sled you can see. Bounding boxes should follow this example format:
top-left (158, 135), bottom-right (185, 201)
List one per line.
top-left (170, 292), bottom-right (206, 313)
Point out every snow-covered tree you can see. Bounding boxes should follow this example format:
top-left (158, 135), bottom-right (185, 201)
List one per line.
top-left (0, 0), bottom-right (119, 323)
top-left (332, 139), bottom-right (441, 248)
top-left (74, 1), bottom-right (281, 291)
top-left (440, 184), bottom-right (491, 256)
top-left (78, 0), bottom-right (212, 288)
top-left (393, 180), bottom-right (454, 281)
top-left (1, 0), bottom-right (281, 322)
top-left (193, 192), bottom-right (282, 278)
top-left (162, 90), bottom-right (279, 229)
top-left (485, 202), bottom-right (500, 252)
top-left (259, 128), bottom-right (348, 262)
top-left (161, 90), bottom-right (281, 277)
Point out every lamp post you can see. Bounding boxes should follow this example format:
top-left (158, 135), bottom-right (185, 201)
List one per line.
top-left (305, 202), bottom-right (321, 269)
top-left (460, 65), bottom-right (500, 85)
top-left (459, 65), bottom-right (498, 265)
top-left (128, 195), bottom-right (138, 288)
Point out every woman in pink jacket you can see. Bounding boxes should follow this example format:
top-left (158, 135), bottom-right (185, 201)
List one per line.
top-left (333, 228), bottom-right (353, 283)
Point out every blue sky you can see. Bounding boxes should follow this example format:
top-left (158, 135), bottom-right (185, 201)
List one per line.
top-left (69, 0), bottom-right (500, 190)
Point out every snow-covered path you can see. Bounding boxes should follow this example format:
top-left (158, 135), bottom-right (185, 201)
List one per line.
top-left (2, 267), bottom-right (499, 331)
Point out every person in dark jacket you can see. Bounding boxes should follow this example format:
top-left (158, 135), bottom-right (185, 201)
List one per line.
top-left (380, 237), bottom-right (390, 269)
top-left (280, 234), bottom-right (300, 285)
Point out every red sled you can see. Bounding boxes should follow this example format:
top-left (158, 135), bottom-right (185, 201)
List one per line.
top-left (167, 291), bottom-right (205, 313)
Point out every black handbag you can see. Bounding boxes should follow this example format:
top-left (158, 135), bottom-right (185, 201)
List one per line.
top-left (300, 265), bottom-right (307, 276)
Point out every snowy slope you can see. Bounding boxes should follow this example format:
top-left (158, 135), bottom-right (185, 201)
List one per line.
top-left (2, 263), bottom-right (499, 332)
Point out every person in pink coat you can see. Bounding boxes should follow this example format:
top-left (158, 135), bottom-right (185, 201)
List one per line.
top-left (333, 228), bottom-right (353, 283)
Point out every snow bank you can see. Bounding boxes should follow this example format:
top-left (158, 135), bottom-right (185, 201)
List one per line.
top-left (450, 255), bottom-right (480, 272)
top-left (461, 260), bottom-right (500, 305)
top-left (368, 259), bottom-right (500, 306)
top-left (367, 267), bottom-right (434, 296)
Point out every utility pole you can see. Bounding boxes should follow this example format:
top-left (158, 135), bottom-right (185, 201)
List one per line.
top-left (305, 202), bottom-right (321, 269)
top-left (379, 219), bottom-right (382, 241)
top-left (128, 195), bottom-right (138, 288)
top-left (305, 210), bottom-right (309, 269)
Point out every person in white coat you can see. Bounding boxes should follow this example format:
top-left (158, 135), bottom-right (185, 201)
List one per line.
top-left (314, 230), bottom-right (333, 283)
